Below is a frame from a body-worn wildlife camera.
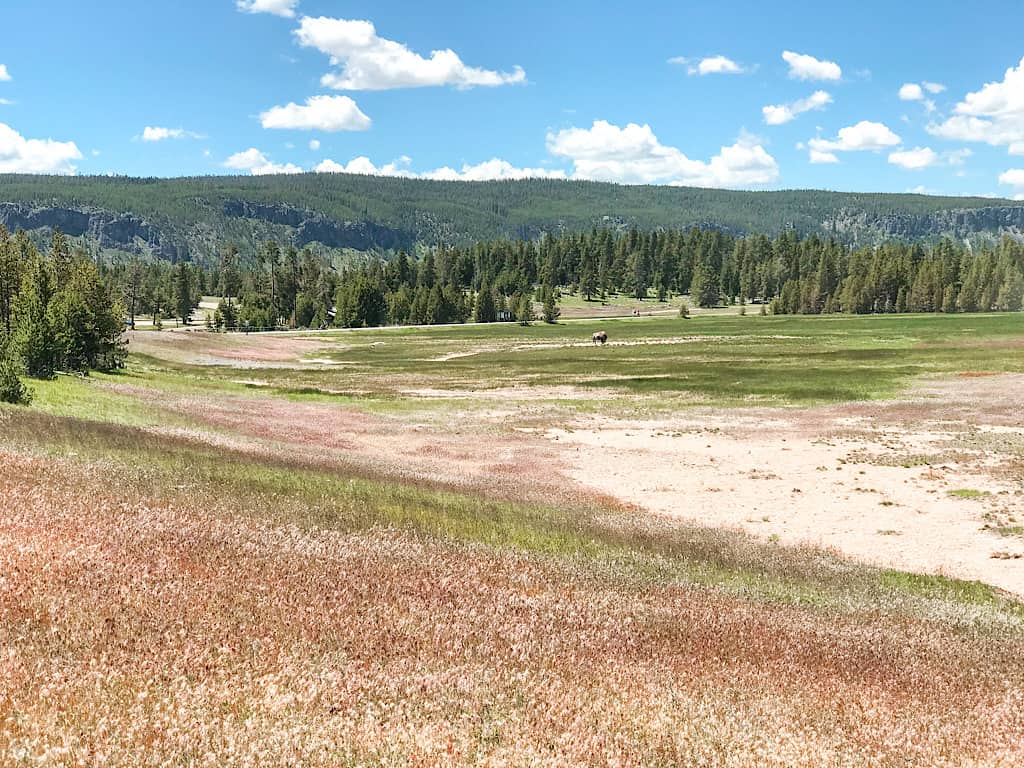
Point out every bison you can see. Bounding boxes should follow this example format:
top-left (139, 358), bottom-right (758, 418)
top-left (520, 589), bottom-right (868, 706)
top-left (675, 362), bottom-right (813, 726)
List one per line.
top-left (592, 331), bottom-right (608, 345)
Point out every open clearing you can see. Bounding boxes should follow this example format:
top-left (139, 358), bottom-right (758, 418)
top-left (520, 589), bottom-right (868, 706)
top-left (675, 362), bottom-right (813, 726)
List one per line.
top-left (4, 312), bottom-right (1024, 765)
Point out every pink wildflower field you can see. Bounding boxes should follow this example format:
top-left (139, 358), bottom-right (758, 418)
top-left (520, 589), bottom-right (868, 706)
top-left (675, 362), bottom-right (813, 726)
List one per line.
top-left (2, 447), bottom-right (1024, 766)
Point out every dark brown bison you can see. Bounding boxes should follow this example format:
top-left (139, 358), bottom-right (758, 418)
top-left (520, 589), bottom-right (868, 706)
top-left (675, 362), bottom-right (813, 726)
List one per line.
top-left (592, 331), bottom-right (608, 345)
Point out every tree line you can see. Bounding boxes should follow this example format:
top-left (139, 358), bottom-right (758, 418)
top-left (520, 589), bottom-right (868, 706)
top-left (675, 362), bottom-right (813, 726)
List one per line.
top-left (3, 223), bottom-right (1023, 402)
top-left (1, 228), bottom-right (126, 403)
top-left (191, 227), bottom-right (1024, 330)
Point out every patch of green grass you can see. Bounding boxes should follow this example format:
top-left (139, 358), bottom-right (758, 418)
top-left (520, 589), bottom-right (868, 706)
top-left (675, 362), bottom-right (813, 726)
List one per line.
top-left (23, 372), bottom-right (180, 427)
top-left (119, 312), bottom-right (1024, 412)
top-left (878, 569), bottom-right (1004, 607)
top-left (949, 488), bottom-right (991, 499)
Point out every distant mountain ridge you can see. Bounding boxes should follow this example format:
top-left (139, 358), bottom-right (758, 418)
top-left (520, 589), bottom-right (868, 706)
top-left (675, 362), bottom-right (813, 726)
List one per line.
top-left (0, 173), bottom-right (1022, 263)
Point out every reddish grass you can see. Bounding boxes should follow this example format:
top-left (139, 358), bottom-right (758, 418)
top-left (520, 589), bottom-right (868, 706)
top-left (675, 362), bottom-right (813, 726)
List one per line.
top-left (2, 451), bottom-right (1024, 766)
top-left (101, 383), bottom-right (592, 509)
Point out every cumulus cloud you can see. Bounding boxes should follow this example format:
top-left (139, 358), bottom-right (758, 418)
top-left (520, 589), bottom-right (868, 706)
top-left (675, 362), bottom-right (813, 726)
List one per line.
top-left (237, 0), bottom-right (298, 18)
top-left (927, 57), bottom-right (1024, 152)
top-left (420, 159), bottom-right (566, 182)
top-left (762, 90), bottom-right (832, 125)
top-left (809, 149), bottom-right (839, 164)
top-left (782, 51), bottom-right (841, 81)
top-left (315, 155), bottom-right (414, 176)
top-left (888, 146), bottom-right (938, 170)
top-left (0, 122), bottom-right (82, 174)
top-left (140, 126), bottom-right (203, 142)
top-left (670, 55), bottom-right (747, 76)
top-left (899, 81), bottom-right (943, 112)
top-left (314, 154), bottom-right (565, 181)
top-left (806, 120), bottom-right (900, 162)
top-left (309, 139), bottom-right (320, 150)
top-left (0, 65), bottom-right (10, 82)
top-left (295, 16), bottom-right (526, 90)
top-left (545, 121), bottom-right (778, 187)
top-left (224, 147), bottom-right (302, 175)
top-left (899, 83), bottom-right (924, 101)
top-left (259, 95), bottom-right (371, 132)
top-left (1000, 168), bottom-right (1024, 188)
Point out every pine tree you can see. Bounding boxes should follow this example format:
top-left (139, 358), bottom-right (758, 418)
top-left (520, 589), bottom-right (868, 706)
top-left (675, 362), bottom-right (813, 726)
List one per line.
top-left (174, 262), bottom-right (195, 325)
top-left (0, 348), bottom-right (31, 405)
top-left (0, 228), bottom-right (25, 336)
top-left (690, 262), bottom-right (720, 308)
top-left (997, 267), bottom-right (1024, 311)
top-left (578, 248), bottom-right (598, 301)
top-left (515, 294), bottom-right (534, 325)
top-left (542, 288), bottom-right (560, 324)
top-left (941, 284), bottom-right (957, 313)
top-left (14, 255), bottom-right (57, 379)
top-left (474, 280), bottom-right (497, 323)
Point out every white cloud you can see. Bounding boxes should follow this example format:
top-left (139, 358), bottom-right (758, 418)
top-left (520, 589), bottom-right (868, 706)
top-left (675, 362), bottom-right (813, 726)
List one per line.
top-left (0, 122), bottom-right (82, 174)
top-left (295, 16), bottom-right (526, 90)
top-left (141, 126), bottom-right (202, 142)
top-left (999, 169), bottom-right (1024, 187)
top-left (420, 159), bottom-right (566, 182)
top-left (907, 185), bottom-right (937, 195)
top-left (670, 55), bottom-right (746, 76)
top-left (762, 90), bottom-right (832, 125)
top-left (0, 99), bottom-right (12, 106)
top-left (546, 120), bottom-right (778, 187)
top-left (927, 57), bottom-right (1024, 152)
top-left (237, 0), bottom-right (298, 18)
top-left (309, 139), bottom-right (320, 150)
top-left (314, 154), bottom-right (565, 181)
top-left (224, 147), bottom-right (302, 175)
top-left (782, 51), bottom-right (841, 81)
top-left (888, 146), bottom-right (938, 170)
top-left (899, 83), bottom-right (924, 101)
top-left (315, 155), bottom-right (414, 176)
top-left (809, 149), bottom-right (839, 164)
top-left (947, 148), bottom-right (972, 165)
top-left (0, 65), bottom-right (10, 82)
top-left (807, 120), bottom-right (900, 161)
top-left (259, 95), bottom-right (371, 132)
top-left (899, 82), bottom-right (941, 113)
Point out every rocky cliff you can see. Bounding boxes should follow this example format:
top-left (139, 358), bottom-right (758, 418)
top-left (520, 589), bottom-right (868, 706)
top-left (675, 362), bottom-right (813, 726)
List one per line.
top-left (2, 173), bottom-right (1024, 264)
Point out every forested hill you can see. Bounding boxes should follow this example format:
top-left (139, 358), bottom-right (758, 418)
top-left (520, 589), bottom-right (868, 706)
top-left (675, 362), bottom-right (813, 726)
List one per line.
top-left (1, 173), bottom-right (1023, 264)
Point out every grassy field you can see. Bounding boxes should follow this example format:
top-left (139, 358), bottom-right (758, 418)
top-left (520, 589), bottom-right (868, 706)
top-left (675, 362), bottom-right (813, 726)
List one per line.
top-left (116, 311), bottom-right (1024, 411)
top-left (3, 312), bottom-right (1024, 765)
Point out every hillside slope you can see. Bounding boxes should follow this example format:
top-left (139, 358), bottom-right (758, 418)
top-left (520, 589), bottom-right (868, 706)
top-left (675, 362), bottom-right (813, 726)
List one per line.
top-left (1, 173), bottom-right (1023, 262)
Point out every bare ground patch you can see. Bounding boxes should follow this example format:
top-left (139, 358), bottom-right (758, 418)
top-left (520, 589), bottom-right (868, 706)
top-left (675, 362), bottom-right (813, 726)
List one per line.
top-left (545, 373), bottom-right (1024, 596)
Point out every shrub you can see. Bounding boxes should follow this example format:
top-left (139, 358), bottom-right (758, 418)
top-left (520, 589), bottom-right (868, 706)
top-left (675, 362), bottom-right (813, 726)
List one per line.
top-left (0, 356), bottom-right (32, 405)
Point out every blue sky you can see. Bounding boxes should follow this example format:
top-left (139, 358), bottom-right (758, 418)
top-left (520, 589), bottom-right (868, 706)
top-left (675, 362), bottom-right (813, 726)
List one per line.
top-left (2, 0), bottom-right (1024, 198)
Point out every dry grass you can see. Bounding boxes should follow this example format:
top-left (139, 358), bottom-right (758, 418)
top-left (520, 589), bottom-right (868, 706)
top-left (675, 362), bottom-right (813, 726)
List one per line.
top-left (2, 434), bottom-right (1024, 766)
top-left (6, 312), bottom-right (1024, 765)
